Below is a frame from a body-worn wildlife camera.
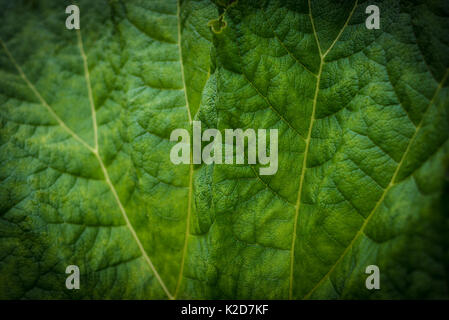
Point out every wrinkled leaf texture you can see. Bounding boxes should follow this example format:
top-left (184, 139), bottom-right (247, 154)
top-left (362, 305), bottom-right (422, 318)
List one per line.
top-left (1, 0), bottom-right (449, 299)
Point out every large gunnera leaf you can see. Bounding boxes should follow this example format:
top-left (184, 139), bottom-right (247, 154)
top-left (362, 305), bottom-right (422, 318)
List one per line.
top-left (1, 0), bottom-right (449, 299)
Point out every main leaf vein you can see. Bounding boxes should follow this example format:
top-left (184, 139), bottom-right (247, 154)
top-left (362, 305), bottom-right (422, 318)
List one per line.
top-left (0, 33), bottom-right (174, 300)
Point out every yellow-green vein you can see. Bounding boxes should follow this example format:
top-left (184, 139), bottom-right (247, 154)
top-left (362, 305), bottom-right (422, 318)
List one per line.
top-left (1, 35), bottom-right (174, 300)
top-left (303, 68), bottom-right (449, 299)
top-left (174, 0), bottom-right (194, 300)
top-left (288, 0), bottom-right (358, 299)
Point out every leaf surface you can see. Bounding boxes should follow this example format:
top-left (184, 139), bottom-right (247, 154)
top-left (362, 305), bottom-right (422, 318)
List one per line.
top-left (0, 0), bottom-right (449, 299)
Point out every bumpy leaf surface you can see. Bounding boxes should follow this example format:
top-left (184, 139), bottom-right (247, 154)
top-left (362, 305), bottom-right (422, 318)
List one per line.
top-left (0, 0), bottom-right (448, 299)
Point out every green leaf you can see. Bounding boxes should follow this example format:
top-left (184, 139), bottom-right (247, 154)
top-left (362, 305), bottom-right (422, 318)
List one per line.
top-left (1, 0), bottom-right (449, 299)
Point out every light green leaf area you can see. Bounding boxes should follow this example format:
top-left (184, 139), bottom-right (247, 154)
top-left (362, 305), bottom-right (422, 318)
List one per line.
top-left (0, 0), bottom-right (448, 299)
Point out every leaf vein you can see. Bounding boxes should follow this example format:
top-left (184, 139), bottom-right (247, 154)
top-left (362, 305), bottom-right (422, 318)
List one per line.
top-left (302, 68), bottom-right (449, 299)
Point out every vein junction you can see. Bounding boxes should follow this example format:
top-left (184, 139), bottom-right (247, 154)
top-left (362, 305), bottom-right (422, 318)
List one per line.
top-left (289, 0), bottom-right (358, 299)
top-left (0, 33), bottom-right (174, 300)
